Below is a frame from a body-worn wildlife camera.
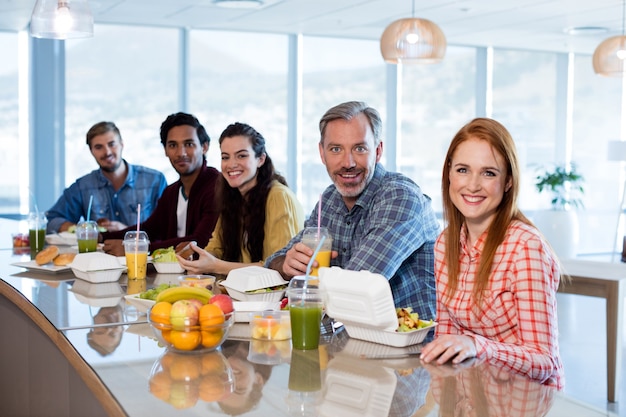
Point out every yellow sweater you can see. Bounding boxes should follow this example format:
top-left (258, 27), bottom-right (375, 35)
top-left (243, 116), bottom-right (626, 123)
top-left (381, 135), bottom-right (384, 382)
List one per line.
top-left (205, 181), bottom-right (304, 264)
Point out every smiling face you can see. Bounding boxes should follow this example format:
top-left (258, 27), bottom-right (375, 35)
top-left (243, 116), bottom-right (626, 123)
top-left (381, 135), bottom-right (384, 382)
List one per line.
top-left (319, 113), bottom-right (382, 209)
top-left (220, 135), bottom-right (266, 195)
top-left (448, 137), bottom-right (512, 237)
top-left (164, 125), bottom-right (208, 177)
top-left (89, 131), bottom-right (124, 173)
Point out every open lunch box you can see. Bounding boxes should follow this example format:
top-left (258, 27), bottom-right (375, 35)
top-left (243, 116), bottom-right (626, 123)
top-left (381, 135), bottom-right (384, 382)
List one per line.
top-left (318, 267), bottom-right (436, 347)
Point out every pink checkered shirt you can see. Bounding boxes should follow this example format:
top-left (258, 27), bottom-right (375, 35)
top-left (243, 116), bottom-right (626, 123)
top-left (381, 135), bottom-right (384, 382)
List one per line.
top-left (434, 220), bottom-right (564, 389)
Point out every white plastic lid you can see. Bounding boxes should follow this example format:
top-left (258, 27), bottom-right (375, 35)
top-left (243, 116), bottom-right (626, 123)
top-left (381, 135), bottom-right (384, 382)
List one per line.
top-left (318, 267), bottom-right (397, 332)
top-left (222, 266), bottom-right (288, 292)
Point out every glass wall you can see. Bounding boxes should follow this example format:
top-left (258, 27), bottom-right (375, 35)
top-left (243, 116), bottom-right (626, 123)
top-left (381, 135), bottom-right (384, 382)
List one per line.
top-left (399, 46), bottom-right (477, 213)
top-left (189, 30), bottom-right (288, 180)
top-left (8, 23), bottom-right (626, 255)
top-left (301, 36), bottom-right (386, 214)
top-left (572, 55), bottom-right (623, 253)
top-left (65, 25), bottom-right (180, 184)
top-left (491, 49), bottom-right (558, 212)
top-left (0, 32), bottom-right (20, 215)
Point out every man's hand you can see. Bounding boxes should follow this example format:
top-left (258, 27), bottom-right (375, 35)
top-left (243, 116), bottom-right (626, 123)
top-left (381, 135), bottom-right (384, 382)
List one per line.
top-left (281, 243), bottom-right (338, 277)
top-left (97, 218), bottom-right (127, 232)
top-left (102, 239), bottom-right (125, 256)
top-left (59, 221), bottom-right (75, 232)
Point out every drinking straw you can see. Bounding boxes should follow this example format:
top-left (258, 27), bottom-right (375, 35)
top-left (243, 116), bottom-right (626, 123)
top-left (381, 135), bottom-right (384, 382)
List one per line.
top-left (305, 235), bottom-right (326, 279)
top-left (135, 204), bottom-right (141, 278)
top-left (87, 195), bottom-right (93, 221)
top-left (317, 193), bottom-right (322, 238)
top-left (302, 235), bottom-right (326, 306)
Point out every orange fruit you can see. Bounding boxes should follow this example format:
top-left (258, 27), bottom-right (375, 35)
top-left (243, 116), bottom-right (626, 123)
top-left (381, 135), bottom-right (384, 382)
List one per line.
top-left (149, 370), bottom-right (172, 401)
top-left (161, 329), bottom-right (172, 344)
top-left (199, 304), bottom-right (225, 326)
top-left (150, 301), bottom-right (172, 325)
top-left (201, 329), bottom-right (224, 349)
top-left (168, 354), bottom-right (201, 381)
top-left (170, 329), bottom-right (202, 351)
top-left (198, 374), bottom-right (228, 402)
top-left (201, 352), bottom-right (226, 375)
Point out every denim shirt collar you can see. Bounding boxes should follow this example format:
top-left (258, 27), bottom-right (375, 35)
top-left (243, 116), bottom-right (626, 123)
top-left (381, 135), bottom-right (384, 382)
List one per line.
top-left (94, 159), bottom-right (134, 188)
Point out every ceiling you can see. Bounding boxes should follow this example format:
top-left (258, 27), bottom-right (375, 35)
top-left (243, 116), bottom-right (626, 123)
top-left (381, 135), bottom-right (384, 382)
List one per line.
top-left (1, 0), bottom-right (626, 55)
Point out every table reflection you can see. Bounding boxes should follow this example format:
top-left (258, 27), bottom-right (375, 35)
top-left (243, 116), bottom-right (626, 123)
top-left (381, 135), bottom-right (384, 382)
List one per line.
top-left (427, 359), bottom-right (555, 417)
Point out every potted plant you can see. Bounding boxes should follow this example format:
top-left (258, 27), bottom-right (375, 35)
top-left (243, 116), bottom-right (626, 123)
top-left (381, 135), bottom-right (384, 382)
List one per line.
top-left (533, 164), bottom-right (585, 259)
top-left (535, 164), bottom-right (585, 210)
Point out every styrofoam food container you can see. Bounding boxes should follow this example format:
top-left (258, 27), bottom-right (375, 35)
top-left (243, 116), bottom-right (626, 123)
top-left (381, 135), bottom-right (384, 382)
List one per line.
top-left (319, 267), bottom-right (437, 347)
top-left (221, 266), bottom-right (288, 301)
top-left (71, 268), bottom-right (125, 283)
top-left (70, 252), bottom-right (123, 271)
top-left (232, 301), bottom-right (280, 322)
top-left (319, 355), bottom-right (397, 417)
top-left (70, 280), bottom-right (124, 307)
top-left (152, 261), bottom-right (185, 274)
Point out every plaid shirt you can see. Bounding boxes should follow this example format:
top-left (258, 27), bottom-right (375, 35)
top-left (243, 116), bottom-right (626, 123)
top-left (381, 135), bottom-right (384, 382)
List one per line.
top-left (266, 164), bottom-right (440, 319)
top-left (434, 220), bottom-right (564, 389)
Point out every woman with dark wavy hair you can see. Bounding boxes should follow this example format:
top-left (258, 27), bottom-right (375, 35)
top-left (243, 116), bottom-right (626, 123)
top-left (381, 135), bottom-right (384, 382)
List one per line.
top-left (178, 122), bottom-right (304, 276)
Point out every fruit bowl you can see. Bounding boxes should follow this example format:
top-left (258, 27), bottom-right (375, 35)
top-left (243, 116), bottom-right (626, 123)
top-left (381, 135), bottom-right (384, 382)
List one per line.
top-left (149, 350), bottom-right (234, 409)
top-left (178, 274), bottom-right (217, 291)
top-left (148, 305), bottom-right (234, 354)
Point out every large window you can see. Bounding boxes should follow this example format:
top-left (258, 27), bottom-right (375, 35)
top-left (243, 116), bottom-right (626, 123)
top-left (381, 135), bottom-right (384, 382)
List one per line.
top-left (572, 55), bottom-right (623, 253)
top-left (399, 46), bottom-right (477, 213)
top-left (491, 49), bottom-right (558, 212)
top-left (189, 30), bottom-right (288, 180)
top-left (0, 32), bottom-right (20, 215)
top-left (66, 25), bottom-right (180, 184)
top-left (301, 36), bottom-right (386, 214)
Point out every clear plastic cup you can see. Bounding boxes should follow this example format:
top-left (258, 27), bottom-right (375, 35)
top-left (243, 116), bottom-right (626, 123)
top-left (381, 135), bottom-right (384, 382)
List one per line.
top-left (300, 227), bottom-right (332, 277)
top-left (28, 212), bottom-right (47, 253)
top-left (76, 220), bottom-right (98, 253)
top-left (123, 231), bottom-right (150, 279)
top-left (287, 286), bottom-right (324, 350)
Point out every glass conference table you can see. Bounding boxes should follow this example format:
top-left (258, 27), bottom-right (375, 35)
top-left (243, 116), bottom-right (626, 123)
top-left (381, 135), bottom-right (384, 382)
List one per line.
top-left (0, 218), bottom-right (615, 417)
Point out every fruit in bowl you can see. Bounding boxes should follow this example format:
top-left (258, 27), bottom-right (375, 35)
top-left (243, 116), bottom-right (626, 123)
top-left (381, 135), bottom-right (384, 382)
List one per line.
top-left (148, 288), bottom-right (235, 353)
top-left (149, 350), bottom-right (234, 409)
top-left (178, 274), bottom-right (216, 291)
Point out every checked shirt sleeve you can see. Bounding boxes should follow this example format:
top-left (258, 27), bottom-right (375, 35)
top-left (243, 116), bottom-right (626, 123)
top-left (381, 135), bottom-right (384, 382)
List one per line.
top-left (342, 181), bottom-right (431, 279)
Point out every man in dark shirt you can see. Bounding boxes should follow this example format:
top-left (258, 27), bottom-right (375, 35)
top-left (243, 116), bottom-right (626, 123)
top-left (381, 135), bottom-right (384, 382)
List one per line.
top-left (102, 112), bottom-right (220, 254)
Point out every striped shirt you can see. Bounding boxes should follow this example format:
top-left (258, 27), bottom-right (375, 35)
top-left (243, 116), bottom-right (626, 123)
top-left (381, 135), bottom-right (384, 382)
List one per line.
top-left (266, 164), bottom-right (441, 319)
top-left (434, 220), bottom-right (565, 389)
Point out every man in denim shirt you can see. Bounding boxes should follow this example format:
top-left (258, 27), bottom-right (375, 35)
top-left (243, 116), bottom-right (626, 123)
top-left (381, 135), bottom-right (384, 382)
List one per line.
top-left (266, 101), bottom-right (440, 319)
top-left (46, 122), bottom-right (167, 233)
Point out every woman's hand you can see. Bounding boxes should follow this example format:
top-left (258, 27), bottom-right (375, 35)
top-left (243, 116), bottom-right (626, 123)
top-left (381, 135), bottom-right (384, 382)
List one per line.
top-left (176, 242), bottom-right (219, 275)
top-left (420, 334), bottom-right (477, 365)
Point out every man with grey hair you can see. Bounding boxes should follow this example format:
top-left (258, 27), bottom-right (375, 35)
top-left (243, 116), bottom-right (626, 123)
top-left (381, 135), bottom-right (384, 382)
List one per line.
top-left (266, 101), bottom-right (440, 319)
top-left (46, 121), bottom-right (167, 233)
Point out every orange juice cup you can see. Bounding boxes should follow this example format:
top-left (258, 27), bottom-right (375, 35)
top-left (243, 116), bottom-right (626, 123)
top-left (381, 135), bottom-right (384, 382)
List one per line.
top-left (301, 227), bottom-right (332, 277)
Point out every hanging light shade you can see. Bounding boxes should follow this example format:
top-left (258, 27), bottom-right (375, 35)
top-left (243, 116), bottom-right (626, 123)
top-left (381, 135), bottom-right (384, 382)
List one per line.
top-left (593, 36), bottom-right (626, 77)
top-left (30, 0), bottom-right (94, 40)
top-left (593, 0), bottom-right (626, 76)
top-left (380, 17), bottom-right (446, 64)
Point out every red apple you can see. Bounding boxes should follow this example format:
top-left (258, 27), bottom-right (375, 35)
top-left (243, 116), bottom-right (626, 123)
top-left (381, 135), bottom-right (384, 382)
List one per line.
top-left (209, 294), bottom-right (234, 314)
top-left (187, 298), bottom-right (204, 311)
top-left (170, 300), bottom-right (199, 330)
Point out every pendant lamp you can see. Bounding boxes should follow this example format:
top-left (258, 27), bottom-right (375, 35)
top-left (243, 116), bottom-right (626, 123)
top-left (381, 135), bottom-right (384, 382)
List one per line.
top-left (30, 0), bottom-right (94, 39)
top-left (593, 0), bottom-right (626, 76)
top-left (380, 0), bottom-right (446, 64)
